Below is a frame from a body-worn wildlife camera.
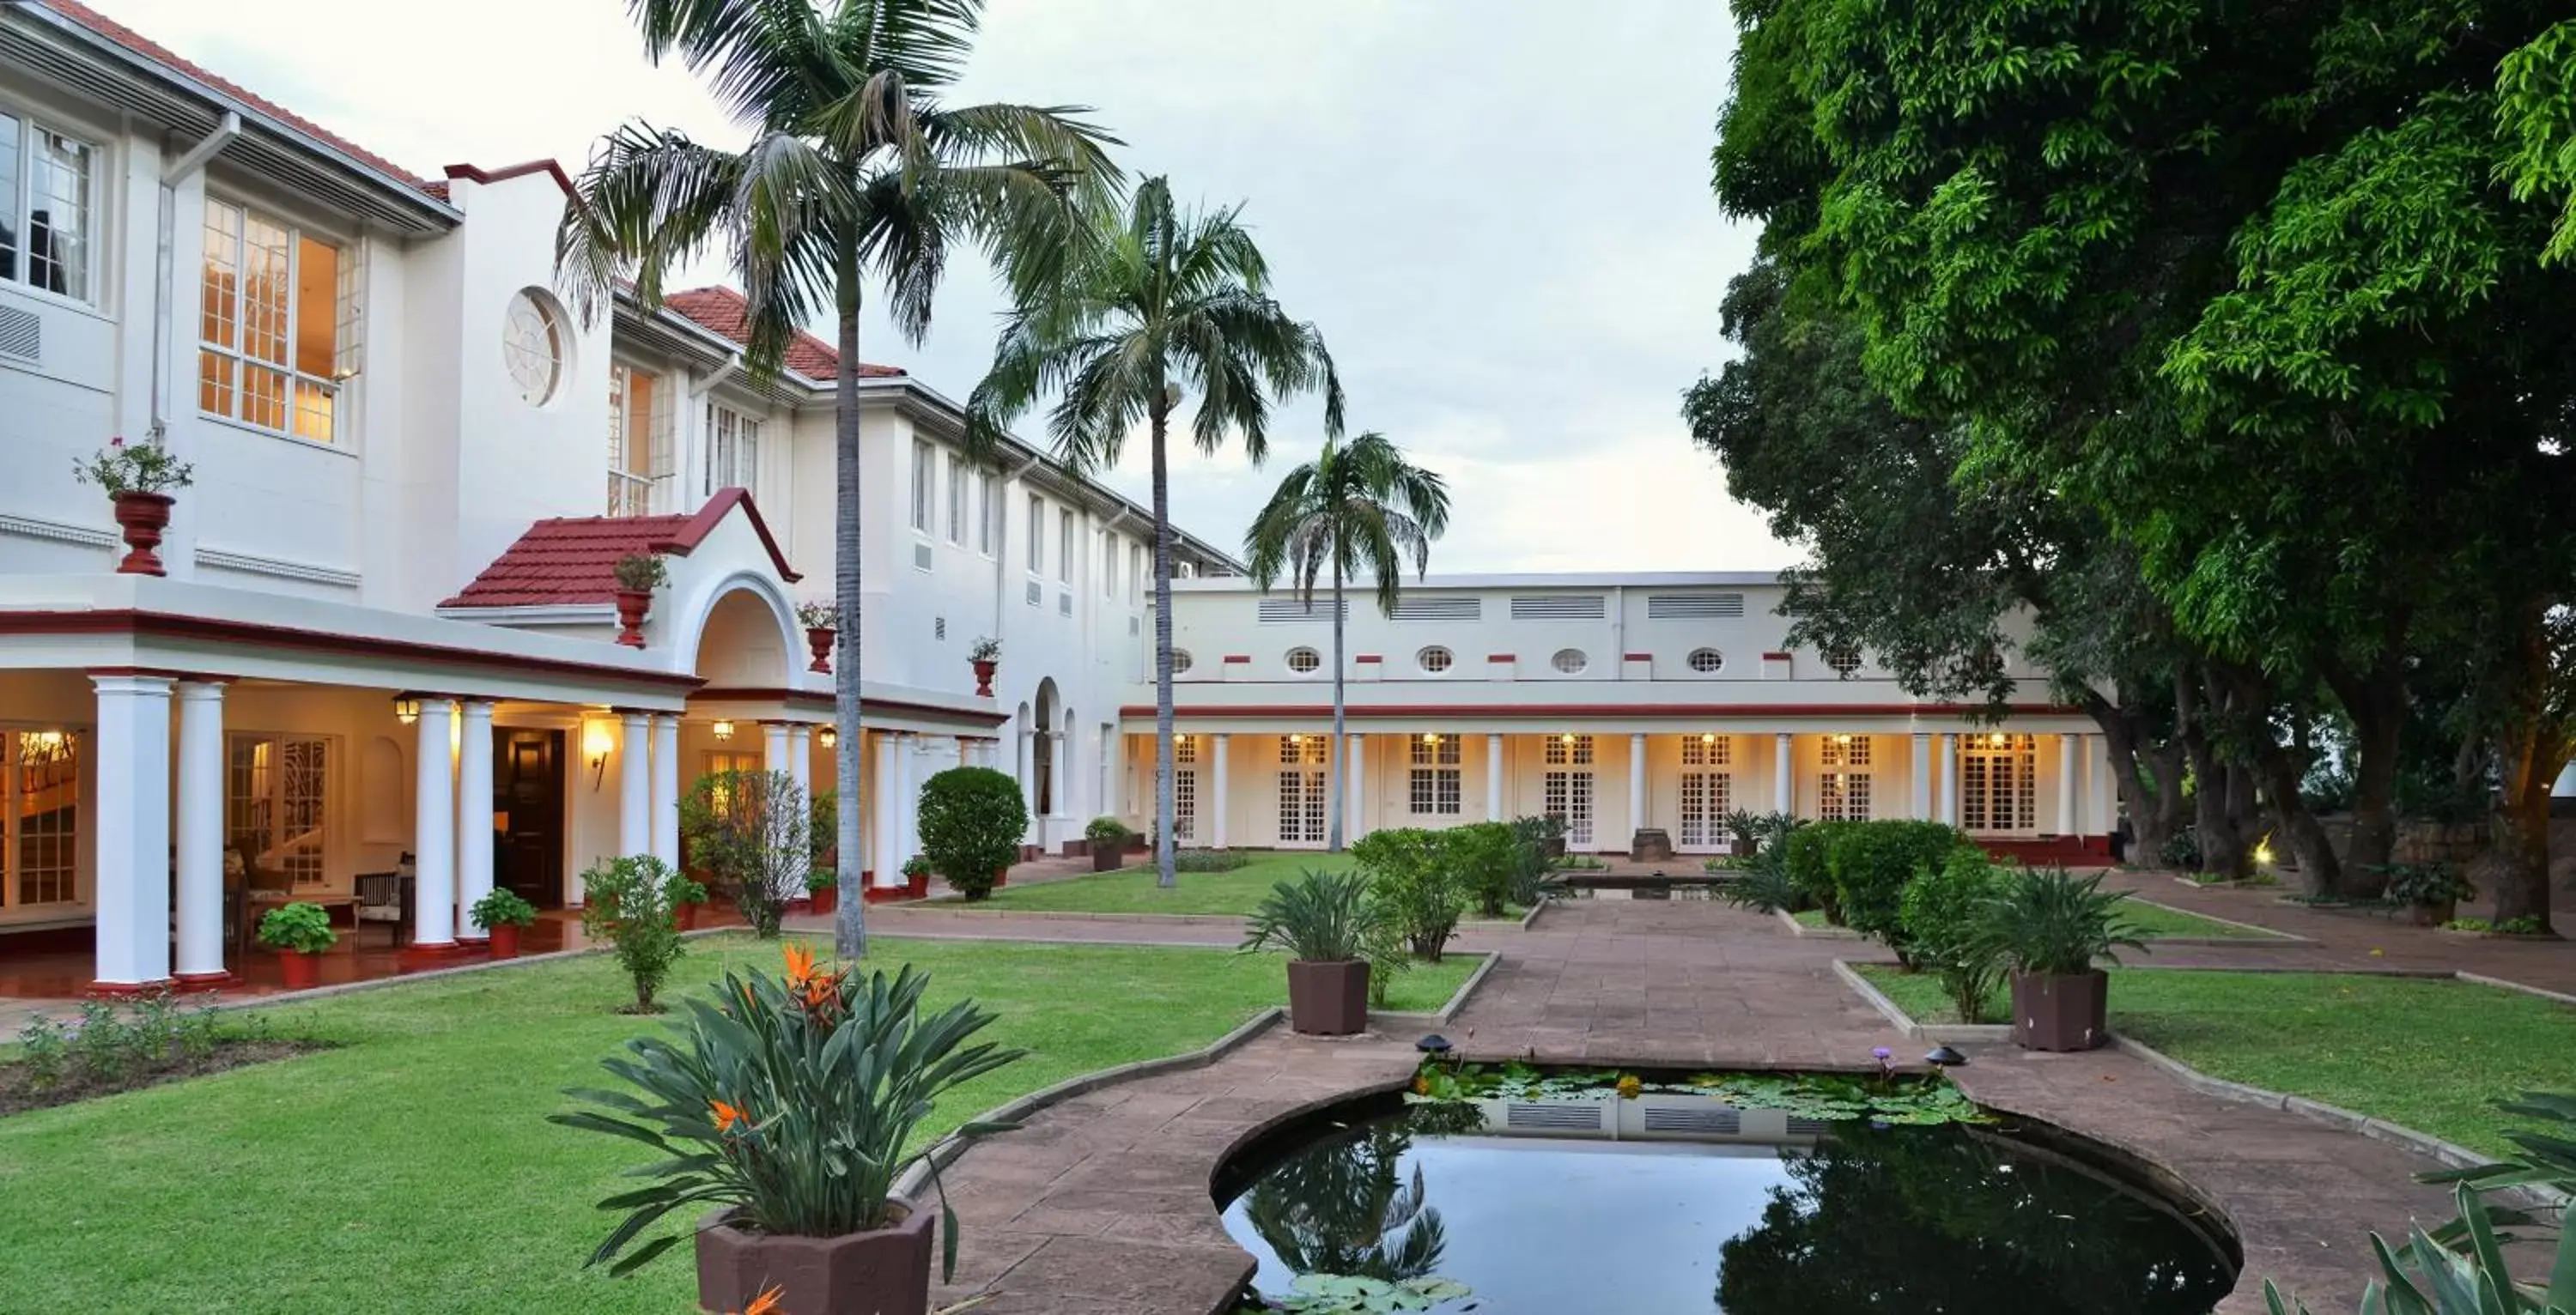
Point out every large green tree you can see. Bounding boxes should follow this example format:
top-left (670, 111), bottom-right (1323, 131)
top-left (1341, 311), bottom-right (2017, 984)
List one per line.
top-left (969, 177), bottom-right (1342, 888)
top-left (1244, 433), bottom-right (1452, 852)
top-left (559, 0), bottom-right (1121, 955)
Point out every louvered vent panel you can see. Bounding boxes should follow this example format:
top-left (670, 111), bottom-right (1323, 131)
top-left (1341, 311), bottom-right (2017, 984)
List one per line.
top-left (1647, 593), bottom-right (1745, 620)
top-left (1505, 1102), bottom-right (1607, 1131)
top-left (912, 542), bottom-right (933, 571)
top-left (1391, 597), bottom-right (1481, 622)
top-left (1786, 1116), bottom-right (1832, 1136)
top-left (1024, 580), bottom-right (1042, 606)
top-left (1643, 1106), bottom-right (1743, 1135)
top-left (1257, 598), bottom-right (1346, 624)
top-left (1129, 615), bottom-right (1140, 636)
top-left (0, 304), bottom-right (39, 362)
top-left (1058, 592), bottom-right (1072, 616)
top-left (1510, 596), bottom-right (1607, 621)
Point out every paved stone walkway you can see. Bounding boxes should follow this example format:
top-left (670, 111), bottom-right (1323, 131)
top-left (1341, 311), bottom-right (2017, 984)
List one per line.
top-left (922, 898), bottom-right (2508, 1315)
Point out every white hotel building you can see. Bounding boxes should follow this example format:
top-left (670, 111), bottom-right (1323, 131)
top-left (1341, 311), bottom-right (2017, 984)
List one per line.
top-left (0, 1), bottom-right (2111, 997)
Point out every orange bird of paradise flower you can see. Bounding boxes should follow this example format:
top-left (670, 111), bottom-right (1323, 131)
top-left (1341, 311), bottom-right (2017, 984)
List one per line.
top-left (711, 1099), bottom-right (746, 1134)
top-left (735, 1287), bottom-right (785, 1315)
top-left (783, 943), bottom-right (817, 987)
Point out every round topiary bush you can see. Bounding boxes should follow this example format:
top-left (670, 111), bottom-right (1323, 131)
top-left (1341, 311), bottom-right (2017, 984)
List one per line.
top-left (918, 767), bottom-right (1030, 901)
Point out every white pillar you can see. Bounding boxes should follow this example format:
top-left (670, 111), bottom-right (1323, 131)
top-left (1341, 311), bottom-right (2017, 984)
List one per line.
top-left (1939, 733), bottom-right (1959, 825)
top-left (618, 711), bottom-right (652, 858)
top-left (2058, 733), bottom-right (2083, 835)
top-left (1047, 724), bottom-right (1068, 817)
top-left (873, 733), bottom-right (903, 886)
top-left (1346, 733), bottom-right (1366, 841)
top-left (788, 724), bottom-right (814, 798)
top-left (1212, 732), bottom-right (1231, 850)
top-left (1486, 734), bottom-right (1504, 820)
top-left (763, 721), bottom-right (792, 778)
top-left (91, 674), bottom-right (176, 991)
top-left (173, 680), bottom-right (228, 985)
top-left (455, 700), bottom-right (495, 942)
top-left (1911, 733), bottom-right (1933, 821)
top-left (412, 699), bottom-right (458, 951)
top-left (1773, 732), bottom-right (1794, 815)
top-left (1627, 733), bottom-right (1648, 838)
top-left (2085, 734), bottom-right (2114, 839)
top-left (651, 714), bottom-right (680, 869)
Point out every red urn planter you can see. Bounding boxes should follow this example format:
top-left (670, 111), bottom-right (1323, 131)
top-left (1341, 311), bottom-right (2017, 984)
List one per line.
top-left (1090, 838), bottom-right (1126, 872)
top-left (111, 491), bottom-right (175, 576)
top-left (2010, 970), bottom-right (2110, 1052)
top-left (487, 923), bottom-right (522, 959)
top-left (674, 902), bottom-right (700, 931)
top-left (696, 1203), bottom-right (935, 1315)
top-left (806, 626), bottom-right (836, 674)
top-left (613, 589), bottom-right (653, 648)
top-left (971, 658), bottom-right (997, 697)
top-left (1285, 960), bottom-right (1371, 1036)
top-left (808, 886), bottom-right (839, 917)
top-left (909, 870), bottom-right (932, 900)
top-left (277, 948), bottom-right (322, 991)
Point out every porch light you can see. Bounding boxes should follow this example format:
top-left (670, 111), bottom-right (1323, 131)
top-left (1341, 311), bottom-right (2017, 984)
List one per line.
top-left (583, 721), bottom-right (615, 791)
top-left (818, 726), bottom-right (838, 749)
top-left (711, 719), bottom-right (736, 742)
top-left (1990, 732), bottom-right (2009, 746)
top-left (1833, 733), bottom-right (1853, 744)
top-left (1560, 732), bottom-right (1576, 745)
top-left (1699, 733), bottom-right (1716, 744)
top-left (1288, 733), bottom-right (1303, 744)
top-left (20, 730), bottom-right (67, 764)
top-left (392, 694), bottom-right (421, 725)
top-left (1422, 733), bottom-right (1441, 746)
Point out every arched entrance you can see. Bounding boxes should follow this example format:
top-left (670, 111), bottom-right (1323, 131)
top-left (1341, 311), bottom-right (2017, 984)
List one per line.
top-left (1030, 678), bottom-right (1060, 815)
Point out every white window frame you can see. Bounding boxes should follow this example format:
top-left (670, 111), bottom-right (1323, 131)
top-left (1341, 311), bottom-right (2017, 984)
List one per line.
top-left (1407, 734), bottom-right (1461, 816)
top-left (0, 110), bottom-right (97, 304)
top-left (199, 197), bottom-right (353, 445)
top-left (977, 471), bottom-right (999, 556)
top-left (2, 729), bottom-right (82, 909)
top-left (1102, 530), bottom-right (1118, 597)
top-left (1131, 542), bottom-right (1146, 604)
top-left (1026, 494), bottom-right (1045, 574)
top-left (910, 440), bottom-right (935, 534)
top-left (607, 363), bottom-right (672, 516)
top-left (946, 454), bottom-right (968, 544)
top-left (227, 732), bottom-right (334, 891)
top-left (1057, 508), bottom-right (1075, 584)
top-left (1820, 734), bottom-right (1874, 822)
top-left (1960, 732), bottom-right (2038, 834)
top-left (703, 401), bottom-right (762, 499)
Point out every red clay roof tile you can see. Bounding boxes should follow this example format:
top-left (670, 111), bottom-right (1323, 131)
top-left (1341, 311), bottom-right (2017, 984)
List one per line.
top-left (442, 488), bottom-right (800, 609)
top-left (663, 286), bottom-right (905, 381)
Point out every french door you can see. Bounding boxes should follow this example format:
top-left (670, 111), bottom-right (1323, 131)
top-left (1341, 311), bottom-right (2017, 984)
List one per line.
top-left (1677, 773), bottom-right (1730, 851)
top-left (1959, 732), bottom-right (2038, 833)
top-left (1276, 735), bottom-right (1328, 845)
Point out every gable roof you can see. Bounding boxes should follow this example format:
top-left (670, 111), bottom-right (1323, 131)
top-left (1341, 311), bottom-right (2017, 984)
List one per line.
top-left (441, 488), bottom-right (800, 609)
top-left (663, 287), bottom-right (906, 382)
top-left (39, 1), bottom-right (434, 199)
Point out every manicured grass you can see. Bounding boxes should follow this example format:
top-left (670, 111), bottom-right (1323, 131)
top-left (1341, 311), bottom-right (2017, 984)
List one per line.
top-left (1850, 964), bottom-right (2576, 1154)
top-left (0, 934), bottom-right (1479, 1313)
top-left (1792, 908), bottom-right (1832, 928)
top-left (975, 851), bottom-right (1529, 924)
top-left (2117, 899), bottom-right (2288, 940)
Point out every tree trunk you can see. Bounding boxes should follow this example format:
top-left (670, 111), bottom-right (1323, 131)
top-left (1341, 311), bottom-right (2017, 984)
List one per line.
top-left (1150, 397), bottom-right (1178, 889)
top-left (2323, 655), bottom-right (2409, 892)
top-left (2177, 670), bottom-right (2248, 879)
top-left (831, 241), bottom-right (867, 960)
top-left (2487, 602), bottom-right (2566, 933)
top-left (1327, 548), bottom-right (1347, 853)
top-left (2081, 688), bottom-right (2172, 864)
top-left (2209, 660), bottom-right (2343, 893)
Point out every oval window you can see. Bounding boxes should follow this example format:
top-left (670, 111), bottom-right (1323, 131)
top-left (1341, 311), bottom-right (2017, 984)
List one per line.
top-left (1170, 649), bottom-right (1194, 676)
top-left (502, 288), bottom-right (566, 405)
top-left (1285, 646), bottom-right (1322, 674)
top-left (1551, 648), bottom-right (1589, 675)
top-left (1687, 647), bottom-right (1725, 674)
top-left (1417, 645), bottom-right (1454, 674)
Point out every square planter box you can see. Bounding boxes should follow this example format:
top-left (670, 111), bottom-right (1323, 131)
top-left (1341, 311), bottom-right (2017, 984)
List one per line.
top-left (696, 1203), bottom-right (933, 1315)
top-left (2011, 970), bottom-right (2108, 1051)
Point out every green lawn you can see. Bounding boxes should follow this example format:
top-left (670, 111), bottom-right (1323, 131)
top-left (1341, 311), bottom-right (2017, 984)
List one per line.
top-left (975, 851), bottom-right (1529, 923)
top-left (0, 934), bottom-right (1479, 1313)
top-left (1792, 908), bottom-right (1835, 929)
top-left (1850, 964), bottom-right (2576, 1155)
top-left (2118, 900), bottom-right (2289, 940)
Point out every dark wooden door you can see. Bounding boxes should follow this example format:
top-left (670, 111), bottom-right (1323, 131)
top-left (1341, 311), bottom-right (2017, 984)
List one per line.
top-left (494, 729), bottom-right (565, 907)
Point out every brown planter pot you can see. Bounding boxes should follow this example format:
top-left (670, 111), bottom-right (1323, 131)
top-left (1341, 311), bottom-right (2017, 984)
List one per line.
top-left (277, 948), bottom-right (322, 991)
top-left (1285, 959), bottom-right (1371, 1036)
top-left (614, 589), bottom-right (653, 648)
top-left (971, 658), bottom-right (997, 697)
top-left (674, 902), bottom-right (700, 931)
top-left (1090, 839), bottom-right (1126, 872)
top-left (112, 491), bottom-right (175, 576)
top-left (1731, 835), bottom-right (1759, 858)
top-left (2011, 970), bottom-right (2109, 1052)
top-left (805, 626), bottom-right (836, 674)
top-left (808, 886), bottom-right (838, 917)
top-left (487, 923), bottom-right (522, 959)
top-left (696, 1202), bottom-right (934, 1315)
top-left (908, 870), bottom-right (931, 900)
top-left (1540, 836), bottom-right (1567, 860)
top-left (991, 865), bottom-right (1008, 890)
top-left (2408, 900), bottom-right (2455, 928)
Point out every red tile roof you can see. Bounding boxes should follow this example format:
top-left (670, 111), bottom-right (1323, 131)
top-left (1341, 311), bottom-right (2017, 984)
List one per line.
top-left (39, 1), bottom-right (438, 200)
top-left (663, 286), bottom-right (906, 381)
top-left (441, 488), bottom-right (800, 609)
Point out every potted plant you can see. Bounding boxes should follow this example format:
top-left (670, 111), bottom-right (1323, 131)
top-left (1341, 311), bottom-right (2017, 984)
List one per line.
top-left (967, 635), bottom-right (1001, 697)
top-left (552, 947), bottom-right (1026, 1315)
top-left (918, 767), bottom-right (1028, 902)
top-left (256, 901), bottom-right (337, 991)
top-left (1084, 816), bottom-right (1134, 872)
top-left (611, 553), bottom-right (667, 648)
top-left (797, 599), bottom-right (838, 674)
top-left (73, 437), bottom-right (196, 576)
top-left (1242, 868), bottom-right (1385, 1035)
top-left (2375, 862), bottom-right (2476, 927)
top-left (1978, 866), bottom-right (2148, 1052)
top-left (668, 875), bottom-right (709, 930)
top-left (471, 888), bottom-right (539, 959)
top-left (1724, 809), bottom-right (1762, 858)
top-left (901, 855), bottom-right (934, 900)
top-left (805, 869), bottom-right (838, 917)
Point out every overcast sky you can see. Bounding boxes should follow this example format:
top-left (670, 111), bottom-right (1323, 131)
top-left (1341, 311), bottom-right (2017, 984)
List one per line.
top-left (95, 0), bottom-right (1795, 573)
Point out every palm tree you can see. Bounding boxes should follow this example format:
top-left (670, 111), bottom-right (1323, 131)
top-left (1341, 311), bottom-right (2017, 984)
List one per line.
top-left (1244, 433), bottom-right (1450, 851)
top-left (556, 0), bottom-right (1121, 957)
top-left (969, 177), bottom-right (1342, 888)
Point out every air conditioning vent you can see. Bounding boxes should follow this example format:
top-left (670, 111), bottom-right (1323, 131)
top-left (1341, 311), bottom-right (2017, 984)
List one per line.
top-left (1642, 1105), bottom-right (1742, 1135)
top-left (1025, 580), bottom-right (1042, 607)
top-left (0, 304), bottom-right (39, 363)
top-left (1257, 597), bottom-right (1346, 624)
top-left (933, 616), bottom-right (946, 640)
top-left (1786, 1116), bottom-right (1832, 1136)
top-left (1504, 1101), bottom-right (1607, 1131)
top-left (912, 542), bottom-right (933, 571)
top-left (1510, 595), bottom-right (1606, 621)
top-left (1647, 593), bottom-right (1746, 620)
top-left (1058, 591), bottom-right (1072, 616)
top-left (1391, 597), bottom-right (1480, 622)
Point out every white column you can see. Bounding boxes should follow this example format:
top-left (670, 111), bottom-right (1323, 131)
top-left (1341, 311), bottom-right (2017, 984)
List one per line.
top-left (1212, 733), bottom-right (1231, 850)
top-left (762, 721), bottom-right (792, 779)
top-left (2058, 732), bottom-right (2082, 835)
top-left (618, 711), bottom-right (652, 857)
top-left (1773, 732), bottom-right (1794, 814)
top-left (173, 680), bottom-right (228, 985)
top-left (1346, 733), bottom-right (1366, 841)
top-left (873, 733), bottom-right (903, 886)
top-left (455, 700), bottom-right (495, 942)
top-left (788, 724), bottom-right (813, 799)
top-left (1911, 733), bottom-right (1933, 821)
top-left (91, 674), bottom-right (176, 991)
top-left (650, 714), bottom-right (681, 869)
top-left (2085, 734), bottom-right (2114, 839)
top-left (1939, 733), bottom-right (1959, 825)
top-left (1047, 724), bottom-right (1068, 817)
top-left (1486, 734), bottom-right (1504, 820)
top-left (412, 699), bottom-right (459, 950)
top-left (1628, 733), bottom-right (1648, 838)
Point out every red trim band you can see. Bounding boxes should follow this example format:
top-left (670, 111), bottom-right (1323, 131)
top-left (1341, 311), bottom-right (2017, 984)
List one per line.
top-left (1485, 653), bottom-right (1515, 663)
top-left (442, 159), bottom-right (579, 200)
top-left (1222, 655), bottom-right (1251, 664)
top-left (87, 979), bottom-right (178, 997)
top-left (1623, 652), bottom-right (1653, 662)
top-left (1762, 651), bottom-right (1793, 661)
top-left (1115, 701), bottom-right (2085, 720)
top-left (691, 687), bottom-right (1008, 727)
top-left (1354, 655), bottom-right (1382, 664)
top-left (2, 610), bottom-right (703, 692)
top-left (172, 971), bottom-right (241, 991)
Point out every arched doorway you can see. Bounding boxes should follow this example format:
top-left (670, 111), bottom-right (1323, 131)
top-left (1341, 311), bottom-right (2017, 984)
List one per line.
top-left (1030, 678), bottom-right (1060, 815)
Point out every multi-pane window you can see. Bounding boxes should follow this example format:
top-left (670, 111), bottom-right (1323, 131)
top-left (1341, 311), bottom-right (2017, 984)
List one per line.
top-left (228, 734), bottom-right (330, 890)
top-left (977, 471), bottom-right (999, 554)
top-left (946, 455), bottom-right (968, 543)
top-left (1026, 495), bottom-right (1044, 573)
top-left (1820, 734), bottom-right (1873, 822)
top-left (1960, 732), bottom-right (2038, 833)
top-left (1408, 734), bottom-right (1461, 816)
top-left (1544, 733), bottom-right (1595, 766)
top-left (1542, 733), bottom-right (1595, 845)
top-left (1131, 543), bottom-right (1146, 603)
top-left (1679, 734), bottom-right (1732, 850)
top-left (704, 403), bottom-right (762, 498)
top-left (1286, 646), bottom-right (1322, 675)
top-left (1825, 649), bottom-right (1864, 677)
top-left (1058, 508), bottom-right (1075, 583)
top-left (1170, 735), bottom-right (1199, 842)
top-left (1277, 735), bottom-right (1328, 844)
top-left (200, 199), bottom-right (349, 443)
top-left (1102, 532), bottom-right (1118, 597)
top-left (0, 113), bottom-right (94, 299)
top-left (910, 440), bottom-right (935, 532)
top-left (3, 730), bottom-right (80, 907)
top-left (607, 364), bottom-right (671, 516)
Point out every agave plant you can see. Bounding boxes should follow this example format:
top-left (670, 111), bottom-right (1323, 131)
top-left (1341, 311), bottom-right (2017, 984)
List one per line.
top-left (550, 946), bottom-right (1026, 1279)
top-left (1241, 868), bottom-right (1385, 963)
top-left (2263, 1180), bottom-right (2576, 1314)
top-left (1978, 865), bottom-right (2150, 977)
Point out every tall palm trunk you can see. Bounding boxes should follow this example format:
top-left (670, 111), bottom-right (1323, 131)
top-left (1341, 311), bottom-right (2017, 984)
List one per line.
top-left (831, 237), bottom-right (867, 959)
top-left (1327, 542), bottom-right (1347, 852)
top-left (1150, 398), bottom-right (1178, 888)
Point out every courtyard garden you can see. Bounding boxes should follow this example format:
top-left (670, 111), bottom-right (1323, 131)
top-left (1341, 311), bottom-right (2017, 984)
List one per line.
top-left (975, 849), bottom-right (1530, 924)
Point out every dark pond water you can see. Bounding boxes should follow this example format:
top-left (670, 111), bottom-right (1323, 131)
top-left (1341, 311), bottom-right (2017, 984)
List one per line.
top-left (1215, 1095), bottom-right (2238, 1313)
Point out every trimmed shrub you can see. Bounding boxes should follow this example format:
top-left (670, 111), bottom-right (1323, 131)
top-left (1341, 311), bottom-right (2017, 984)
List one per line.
top-left (679, 768), bottom-right (808, 937)
top-left (578, 854), bottom-right (686, 1012)
top-left (1899, 846), bottom-right (2010, 1022)
top-left (1352, 827), bottom-right (1467, 961)
top-left (1827, 821), bottom-right (1974, 955)
top-left (1446, 821), bottom-right (1523, 917)
top-left (1781, 821), bottom-right (1858, 924)
top-left (918, 767), bottom-right (1030, 901)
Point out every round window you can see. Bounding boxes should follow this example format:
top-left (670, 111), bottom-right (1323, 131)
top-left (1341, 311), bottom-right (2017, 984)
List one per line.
top-left (502, 288), bottom-right (566, 405)
top-left (1687, 647), bottom-right (1725, 674)
top-left (1285, 646), bottom-right (1322, 674)
top-left (1826, 648), bottom-right (1863, 677)
top-left (1417, 645), bottom-right (1454, 674)
top-left (1551, 648), bottom-right (1589, 675)
top-left (1170, 650), bottom-right (1194, 676)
